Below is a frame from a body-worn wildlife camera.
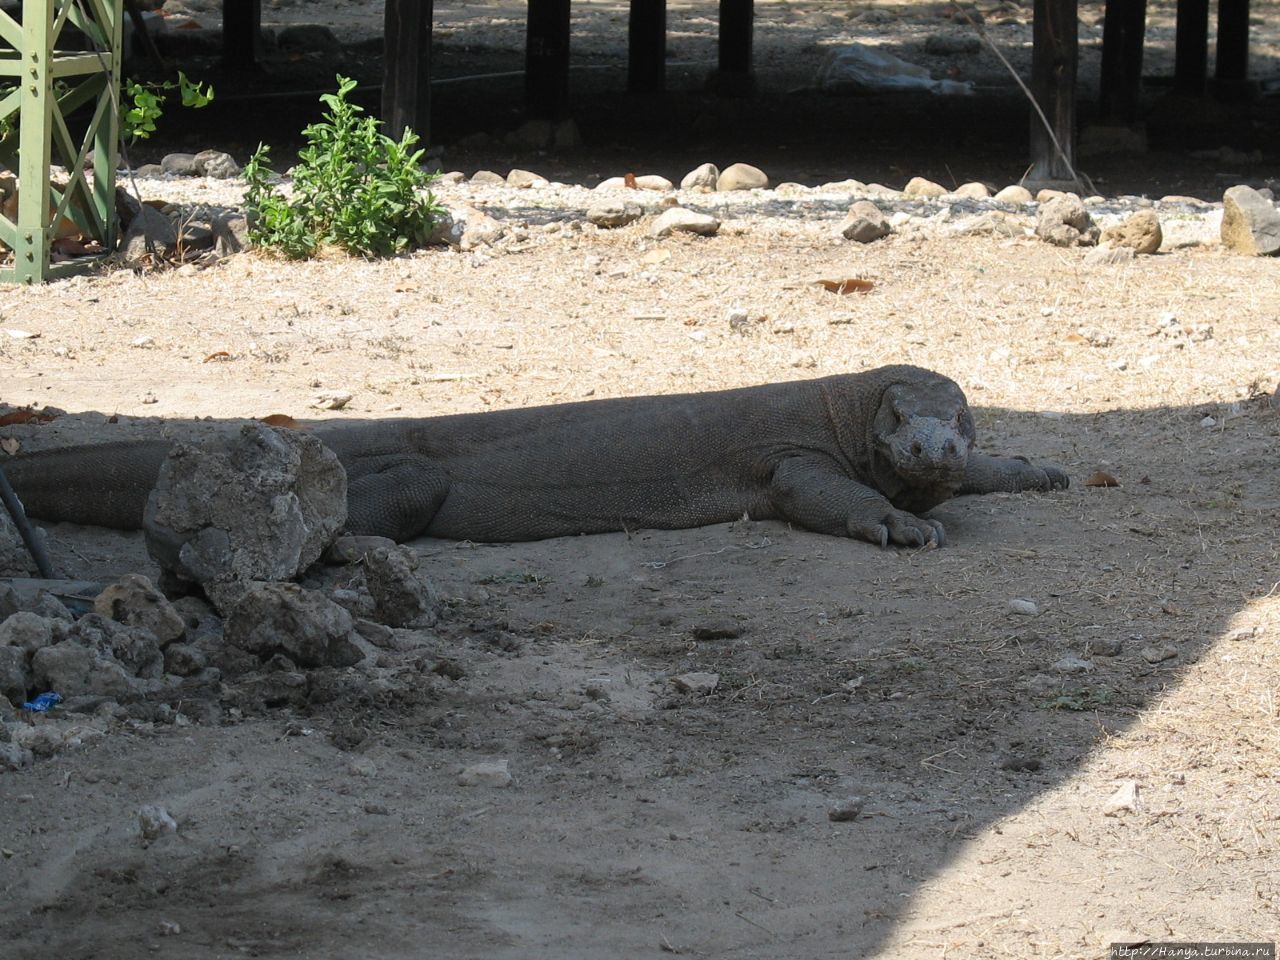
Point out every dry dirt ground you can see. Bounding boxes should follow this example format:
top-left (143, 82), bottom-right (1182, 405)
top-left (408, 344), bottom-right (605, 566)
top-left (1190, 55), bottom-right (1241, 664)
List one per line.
top-left (3, 1), bottom-right (1280, 958)
top-left (2, 206), bottom-right (1279, 958)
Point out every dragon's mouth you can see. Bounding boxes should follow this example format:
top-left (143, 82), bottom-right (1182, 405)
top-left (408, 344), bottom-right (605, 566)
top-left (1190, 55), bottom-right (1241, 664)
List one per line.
top-left (880, 418), bottom-right (969, 483)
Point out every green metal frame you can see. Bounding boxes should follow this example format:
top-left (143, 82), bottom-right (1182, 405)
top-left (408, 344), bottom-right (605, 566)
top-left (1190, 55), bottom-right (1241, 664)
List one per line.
top-left (0, 0), bottom-right (121, 283)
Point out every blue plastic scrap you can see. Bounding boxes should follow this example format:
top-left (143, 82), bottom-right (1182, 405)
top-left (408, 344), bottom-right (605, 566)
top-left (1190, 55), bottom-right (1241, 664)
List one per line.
top-left (21, 692), bottom-right (62, 713)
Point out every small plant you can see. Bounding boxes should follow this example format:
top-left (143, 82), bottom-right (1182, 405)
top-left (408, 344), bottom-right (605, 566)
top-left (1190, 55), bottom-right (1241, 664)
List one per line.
top-left (243, 76), bottom-right (443, 259)
top-left (122, 72), bottom-right (214, 143)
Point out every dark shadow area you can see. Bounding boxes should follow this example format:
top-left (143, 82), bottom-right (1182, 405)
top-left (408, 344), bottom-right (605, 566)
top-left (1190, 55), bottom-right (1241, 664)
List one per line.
top-left (1, 389), bottom-right (1277, 955)
top-left (113, 19), bottom-right (1280, 202)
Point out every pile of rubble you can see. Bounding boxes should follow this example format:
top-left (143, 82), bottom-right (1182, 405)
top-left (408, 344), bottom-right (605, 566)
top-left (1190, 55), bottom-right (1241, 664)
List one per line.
top-left (0, 423), bottom-right (442, 770)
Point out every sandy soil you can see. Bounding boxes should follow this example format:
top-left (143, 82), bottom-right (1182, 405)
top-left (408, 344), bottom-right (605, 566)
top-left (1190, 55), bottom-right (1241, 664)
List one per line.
top-left (3, 1), bottom-right (1280, 957)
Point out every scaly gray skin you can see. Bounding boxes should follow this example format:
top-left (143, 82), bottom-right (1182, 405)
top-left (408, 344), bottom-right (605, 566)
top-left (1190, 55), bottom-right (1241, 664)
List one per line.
top-left (4, 365), bottom-right (1068, 548)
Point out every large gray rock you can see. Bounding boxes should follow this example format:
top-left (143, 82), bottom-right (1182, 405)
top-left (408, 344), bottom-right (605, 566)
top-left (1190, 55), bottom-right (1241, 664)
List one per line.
top-left (0, 645), bottom-right (27, 705)
top-left (143, 424), bottom-right (348, 615)
top-left (1221, 185), bottom-right (1280, 256)
top-left (94, 574), bottom-right (185, 646)
top-left (225, 582), bottom-right (363, 668)
top-left (71, 614), bottom-right (164, 679)
top-left (212, 212), bottom-right (250, 255)
top-left (1035, 193), bottom-right (1100, 247)
top-left (160, 153), bottom-right (199, 176)
top-left (31, 639), bottom-right (146, 698)
top-left (0, 611), bottom-right (62, 654)
top-left (361, 546), bottom-right (441, 628)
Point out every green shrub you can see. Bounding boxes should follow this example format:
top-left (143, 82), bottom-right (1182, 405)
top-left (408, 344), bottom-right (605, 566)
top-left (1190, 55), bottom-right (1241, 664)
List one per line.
top-left (244, 76), bottom-right (443, 259)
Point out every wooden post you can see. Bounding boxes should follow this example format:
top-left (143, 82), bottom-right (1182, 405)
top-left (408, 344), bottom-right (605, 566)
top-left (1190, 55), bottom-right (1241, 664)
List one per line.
top-left (1213, 0), bottom-right (1250, 93)
top-left (714, 0), bottom-right (755, 94)
top-left (222, 0), bottom-right (261, 66)
top-left (1099, 0), bottom-right (1146, 122)
top-left (382, 0), bottom-right (434, 142)
top-left (1029, 0), bottom-right (1077, 180)
top-left (628, 0), bottom-right (666, 94)
top-left (526, 0), bottom-right (570, 120)
top-left (1173, 0), bottom-right (1208, 95)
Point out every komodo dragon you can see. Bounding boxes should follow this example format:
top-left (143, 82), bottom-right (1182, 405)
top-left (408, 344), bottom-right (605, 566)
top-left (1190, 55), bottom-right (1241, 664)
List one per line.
top-left (4, 365), bottom-right (1068, 548)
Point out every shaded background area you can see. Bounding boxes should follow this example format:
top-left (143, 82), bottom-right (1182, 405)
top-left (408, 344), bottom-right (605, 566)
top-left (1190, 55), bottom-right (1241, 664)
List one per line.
top-left (114, 0), bottom-right (1280, 197)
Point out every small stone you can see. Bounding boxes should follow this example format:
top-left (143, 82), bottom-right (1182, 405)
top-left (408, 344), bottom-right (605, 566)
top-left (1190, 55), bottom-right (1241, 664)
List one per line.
top-left (1084, 637), bottom-right (1123, 657)
top-left (1008, 598), bottom-right (1039, 616)
top-left (1102, 780), bottom-right (1139, 816)
top-left (586, 201), bottom-right (643, 229)
top-left (1035, 194), bottom-right (1099, 247)
top-left (634, 175), bottom-right (674, 191)
top-left (1220, 185), bottom-right (1280, 256)
top-left (690, 622), bottom-right (743, 641)
top-left (120, 205), bottom-right (178, 262)
top-left (212, 212), bottom-right (250, 255)
top-left (1084, 246), bottom-right (1136, 266)
top-left (363, 801), bottom-right (390, 815)
top-left (469, 170), bottom-right (505, 185)
top-left (162, 642), bottom-right (206, 677)
top-left (994, 184), bottom-right (1034, 204)
top-left (1100, 209), bottom-right (1162, 254)
top-left (670, 671), bottom-right (719, 695)
top-left (1200, 416), bottom-right (1216, 428)
top-left (950, 181), bottom-right (991, 200)
top-left (827, 796), bottom-right (865, 822)
top-left (0, 742), bottom-right (33, 771)
top-left (193, 150), bottom-right (240, 179)
top-left (348, 756), bottom-right (377, 777)
top-left (94, 574), bottom-right (185, 646)
top-left (716, 163), bottom-right (769, 191)
top-left (902, 176), bottom-right (947, 199)
top-left (277, 23), bottom-right (340, 52)
top-left (506, 169), bottom-right (548, 189)
top-left (1000, 755), bottom-right (1042, 772)
top-left (158, 920), bottom-right (182, 937)
top-left (925, 32), bottom-right (981, 56)
top-left (361, 545), bottom-right (441, 628)
top-left (681, 162), bottom-right (720, 191)
top-left (458, 208), bottom-right (505, 250)
top-left (458, 759), bottom-right (513, 788)
top-left (1036, 188), bottom-right (1066, 203)
top-left (138, 804), bottom-right (178, 840)
top-left (837, 200), bottom-right (891, 243)
top-left (160, 152), bottom-right (199, 176)
top-left (312, 391), bottom-right (352, 410)
top-left (1052, 655), bottom-right (1093, 674)
top-left (651, 207), bottom-right (720, 238)
top-left (1140, 644), bottom-right (1177, 664)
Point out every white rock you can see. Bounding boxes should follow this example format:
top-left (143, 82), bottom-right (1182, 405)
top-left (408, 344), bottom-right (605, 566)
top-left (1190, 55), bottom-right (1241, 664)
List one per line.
top-left (650, 207), bottom-right (720, 238)
top-left (670, 671), bottom-right (720, 695)
top-left (681, 162), bottom-right (720, 191)
top-left (312, 390), bottom-right (352, 410)
top-left (458, 759), bottom-right (513, 788)
top-left (1053, 655), bottom-right (1093, 674)
top-left (1103, 780), bottom-right (1139, 816)
top-left (138, 804), bottom-right (178, 840)
top-left (993, 185), bottom-right (1034, 204)
top-left (1008, 598), bottom-right (1039, 616)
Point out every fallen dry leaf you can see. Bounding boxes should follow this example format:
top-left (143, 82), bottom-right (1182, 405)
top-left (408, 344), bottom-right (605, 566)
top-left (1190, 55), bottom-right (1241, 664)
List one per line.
top-left (3, 329), bottom-right (40, 339)
top-left (202, 351), bottom-right (233, 363)
top-left (395, 282), bottom-right (419, 293)
top-left (1085, 470), bottom-right (1120, 488)
top-left (623, 172), bottom-right (638, 189)
top-left (261, 414), bottom-right (303, 429)
top-left (0, 410), bottom-right (55, 426)
top-left (1064, 332), bottom-right (1089, 345)
top-left (815, 278), bottom-right (875, 295)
